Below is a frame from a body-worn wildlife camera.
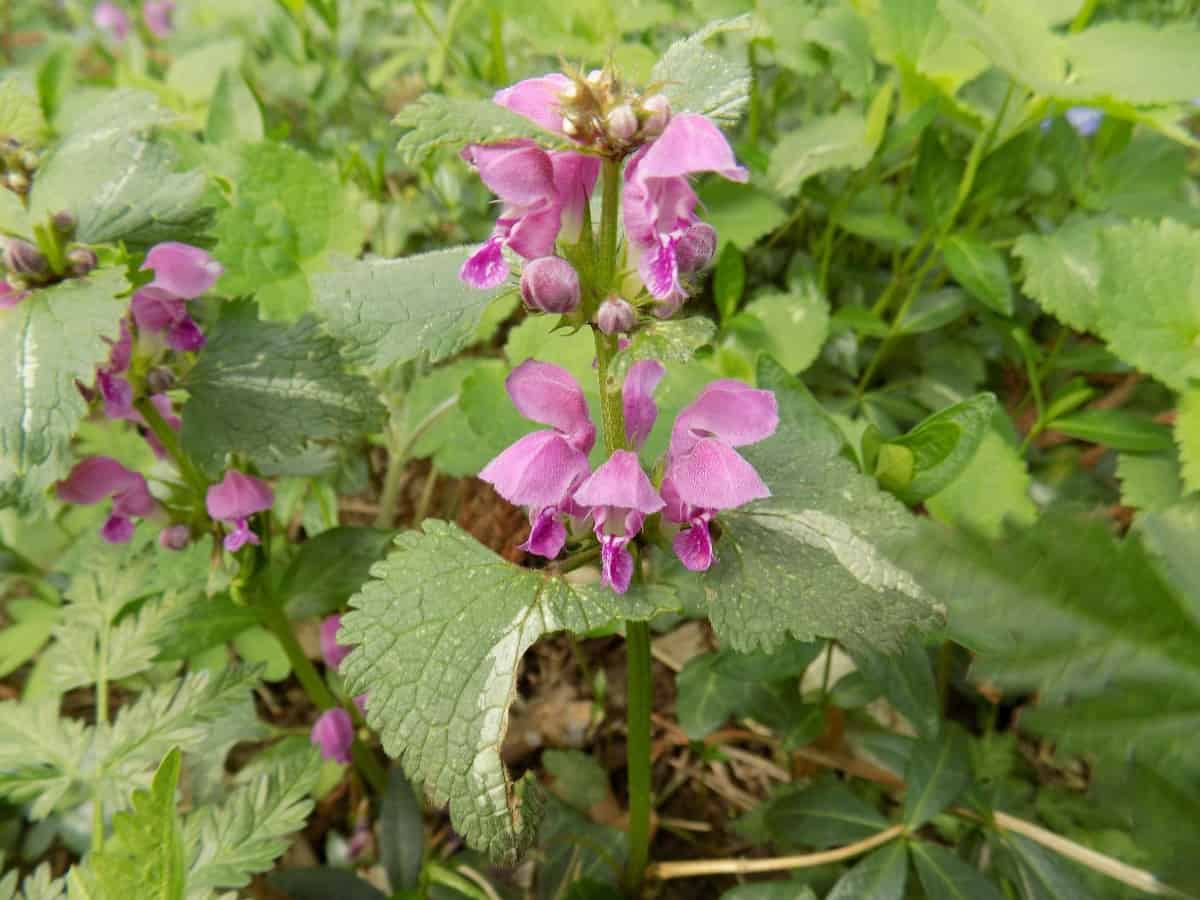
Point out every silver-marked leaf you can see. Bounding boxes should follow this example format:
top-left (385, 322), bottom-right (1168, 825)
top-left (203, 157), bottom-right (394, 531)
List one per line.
top-left (0, 268), bottom-right (127, 508)
top-left (311, 248), bottom-right (504, 372)
top-left (704, 358), bottom-right (942, 654)
top-left (394, 95), bottom-right (569, 163)
top-left (181, 313), bottom-right (384, 474)
top-left (339, 521), bottom-right (674, 862)
top-left (650, 16), bottom-right (753, 124)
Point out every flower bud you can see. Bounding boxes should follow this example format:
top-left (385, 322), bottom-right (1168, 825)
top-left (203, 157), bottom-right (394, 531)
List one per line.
top-left (4, 238), bottom-right (48, 277)
top-left (520, 256), bottom-right (581, 314)
top-left (5, 171), bottom-right (29, 193)
top-left (606, 105), bottom-right (638, 142)
top-left (641, 94), bottom-right (671, 137)
top-left (53, 211), bottom-right (77, 236)
top-left (146, 366), bottom-right (176, 394)
top-left (676, 222), bottom-right (717, 274)
top-left (67, 247), bottom-right (97, 277)
top-left (158, 524), bottom-right (191, 551)
top-left (596, 296), bottom-right (635, 335)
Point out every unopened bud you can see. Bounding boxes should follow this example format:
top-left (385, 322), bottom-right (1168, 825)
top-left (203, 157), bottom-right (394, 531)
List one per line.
top-left (146, 367), bottom-right (175, 394)
top-left (5, 171), bottom-right (29, 193)
top-left (520, 256), bottom-right (581, 314)
top-left (596, 296), bottom-right (635, 335)
top-left (676, 222), bottom-right (717, 274)
top-left (5, 238), bottom-right (47, 277)
top-left (159, 525), bottom-right (191, 551)
top-left (641, 94), bottom-right (671, 137)
top-left (606, 105), bottom-right (638, 142)
top-left (53, 211), bottom-right (77, 235)
top-left (67, 247), bottom-right (97, 277)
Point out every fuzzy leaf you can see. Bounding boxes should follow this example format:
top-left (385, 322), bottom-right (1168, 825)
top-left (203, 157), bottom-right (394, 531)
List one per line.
top-left (0, 75), bottom-right (46, 146)
top-left (211, 142), bottom-right (359, 320)
top-left (0, 267), bottom-right (127, 508)
top-left (0, 701), bottom-right (90, 818)
top-left (651, 16), bottom-right (753, 124)
top-left (393, 95), bottom-right (569, 163)
top-left (184, 740), bottom-right (321, 897)
top-left (91, 749), bottom-right (186, 900)
top-left (1178, 389), bottom-right (1200, 494)
top-left (311, 249), bottom-right (505, 373)
top-left (181, 313), bottom-right (384, 475)
top-left (339, 521), bottom-right (673, 862)
top-left (703, 358), bottom-right (941, 655)
top-left (1013, 219), bottom-right (1103, 333)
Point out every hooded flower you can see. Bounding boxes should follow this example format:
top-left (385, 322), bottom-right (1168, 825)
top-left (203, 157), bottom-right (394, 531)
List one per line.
top-left (479, 360), bottom-right (596, 558)
top-left (206, 470), bottom-right (273, 552)
top-left (661, 380), bottom-right (778, 572)
top-left (622, 114), bottom-right (747, 312)
top-left (622, 359), bottom-right (665, 452)
top-left (142, 0), bottom-right (174, 38)
top-left (93, 1), bottom-right (131, 41)
top-left (311, 708), bottom-right (354, 764)
top-left (132, 242), bottom-right (223, 351)
top-left (57, 456), bottom-right (158, 543)
top-left (459, 75), bottom-right (599, 289)
top-left (572, 450), bottom-right (664, 593)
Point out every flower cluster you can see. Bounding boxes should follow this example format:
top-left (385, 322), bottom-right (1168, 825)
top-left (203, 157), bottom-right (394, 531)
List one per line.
top-left (93, 0), bottom-right (175, 42)
top-left (457, 70), bottom-right (745, 321)
top-left (480, 361), bottom-right (778, 593)
top-left (0, 215), bottom-right (97, 304)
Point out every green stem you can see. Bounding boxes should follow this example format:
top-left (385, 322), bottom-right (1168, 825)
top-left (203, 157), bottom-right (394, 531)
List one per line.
top-left (375, 394), bottom-right (459, 528)
top-left (487, 8), bottom-right (508, 85)
top-left (596, 158), bottom-right (622, 303)
top-left (258, 603), bottom-right (387, 793)
top-left (623, 620), bottom-right (653, 894)
top-left (135, 397), bottom-right (208, 499)
top-left (1070, 0), bottom-right (1099, 32)
top-left (594, 330), bottom-right (627, 455)
top-left (91, 622), bottom-right (111, 853)
top-left (33, 222), bottom-right (67, 277)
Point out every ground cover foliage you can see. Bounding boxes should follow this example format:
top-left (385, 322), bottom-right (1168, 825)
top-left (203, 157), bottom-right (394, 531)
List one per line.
top-left (1, 0), bottom-right (1199, 898)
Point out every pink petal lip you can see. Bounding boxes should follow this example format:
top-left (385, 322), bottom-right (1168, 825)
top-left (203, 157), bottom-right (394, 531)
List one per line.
top-left (504, 360), bottom-right (594, 446)
top-left (493, 73), bottom-right (572, 133)
top-left (141, 242), bottom-right (223, 299)
top-left (206, 470), bottom-right (274, 521)
top-left (573, 450), bottom-right (664, 515)
top-left (665, 438), bottom-right (770, 512)
top-left (479, 430), bottom-right (591, 509)
top-left (623, 359), bottom-right (665, 451)
top-left (669, 380), bottom-right (779, 457)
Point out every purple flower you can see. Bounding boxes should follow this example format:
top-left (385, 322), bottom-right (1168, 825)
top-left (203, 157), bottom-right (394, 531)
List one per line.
top-left (661, 380), bottom-right (778, 571)
top-left (205, 470), bottom-right (273, 552)
top-left (596, 296), bottom-right (634, 335)
top-left (0, 279), bottom-right (29, 309)
top-left (572, 450), bottom-right (664, 594)
top-left (131, 286), bottom-right (206, 352)
top-left (622, 359), bottom-right (664, 452)
top-left (57, 456), bottom-right (158, 543)
top-left (321, 615), bottom-right (352, 671)
top-left (142, 242), bottom-right (223, 298)
top-left (142, 0), bottom-right (174, 38)
top-left (311, 708), bottom-right (354, 764)
top-left (622, 114), bottom-right (747, 312)
top-left (93, 1), bottom-right (131, 41)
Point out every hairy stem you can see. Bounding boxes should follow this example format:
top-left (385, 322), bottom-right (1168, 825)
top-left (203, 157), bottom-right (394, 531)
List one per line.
top-left (596, 157), bottom-right (622, 302)
top-left (623, 620), bottom-right (654, 893)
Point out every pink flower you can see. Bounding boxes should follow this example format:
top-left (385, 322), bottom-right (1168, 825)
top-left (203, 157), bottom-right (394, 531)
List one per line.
top-left (142, 0), bottom-right (174, 38)
top-left (93, 1), bottom-right (131, 41)
top-left (311, 708), bottom-right (353, 764)
top-left (132, 242), bottom-right (222, 351)
top-left (572, 450), bottom-right (664, 594)
top-left (622, 114), bottom-right (747, 311)
top-left (321, 615), bottom-right (352, 671)
top-left (458, 75), bottom-right (599, 289)
top-left (622, 359), bottom-right (664, 452)
top-left (206, 470), bottom-right (273, 552)
top-left (661, 380), bottom-right (778, 571)
top-left (57, 457), bottom-right (158, 543)
top-left (131, 286), bottom-right (205, 352)
top-left (0, 279), bottom-right (29, 310)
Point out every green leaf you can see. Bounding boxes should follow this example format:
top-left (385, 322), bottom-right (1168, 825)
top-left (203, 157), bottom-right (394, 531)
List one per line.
top-left (703, 358), bottom-right (941, 655)
top-left (911, 842), bottom-right (1005, 900)
top-left (764, 779), bottom-right (889, 847)
top-left (939, 0), bottom-right (1064, 93)
top-left (339, 521), bottom-right (673, 862)
top-left (154, 594), bottom-right (259, 661)
top-left (696, 180), bottom-right (787, 250)
top-left (1176, 388), bottom-right (1200, 494)
top-left (999, 832), bottom-right (1090, 900)
top-left (268, 870), bottom-right (387, 900)
top-left (212, 142), bottom-right (359, 320)
top-left (393, 95), bottom-right (568, 164)
top-left (184, 740), bottom-right (321, 897)
top-left (826, 841), bottom-right (908, 900)
top-left (1138, 499), bottom-right (1200, 625)
top-left (0, 187), bottom-right (30, 238)
top-left (0, 75), bottom-right (46, 146)
top-left (903, 727), bottom-right (971, 826)
top-left (612, 318), bottom-right (717, 379)
top-left (942, 236), bottom-right (1012, 316)
top-left (164, 38), bottom-right (245, 105)
top-left (740, 280), bottom-right (831, 375)
top-left (713, 242), bottom-right (745, 323)
top-left (281, 527), bottom-right (397, 619)
top-left (675, 652), bottom-right (766, 740)
top-left (848, 635), bottom-right (939, 741)
top-left (1061, 23), bottom-right (1200, 106)
top-left (537, 794), bottom-right (627, 900)
top-left (650, 16), bottom-right (752, 124)
top-left (913, 130), bottom-right (962, 229)
top-left (1093, 220), bottom-right (1200, 392)
top-left (0, 701), bottom-right (90, 818)
top-left (0, 267), bottom-right (127, 507)
top-left (92, 749), bottom-right (185, 900)
top-left (380, 766), bottom-right (424, 892)
top-left (720, 883), bottom-right (816, 900)
top-left (542, 749), bottom-right (609, 812)
top-left (1117, 452), bottom-right (1183, 513)
top-left (926, 430), bottom-right (1036, 539)
top-left (894, 514), bottom-right (1200, 782)
top-left (181, 313), bottom-right (383, 474)
top-left (1013, 219), bottom-right (1103, 333)
top-left (1048, 408), bottom-right (1175, 453)
top-left (884, 394), bottom-right (997, 503)
top-left (205, 69), bottom-right (264, 144)
top-left (312, 249), bottom-right (505, 372)
top-left (0, 598), bottom-right (56, 679)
